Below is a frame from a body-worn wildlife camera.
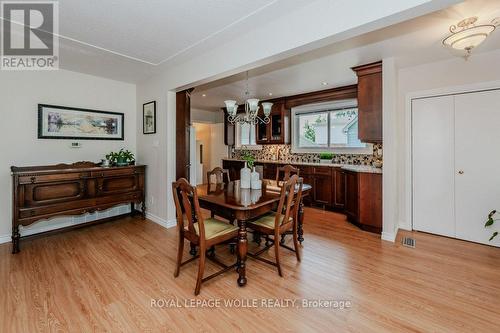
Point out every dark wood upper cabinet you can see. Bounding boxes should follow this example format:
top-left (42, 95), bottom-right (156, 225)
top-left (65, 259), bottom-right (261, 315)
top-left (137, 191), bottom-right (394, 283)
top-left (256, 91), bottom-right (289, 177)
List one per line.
top-left (256, 99), bottom-right (289, 145)
top-left (223, 109), bottom-right (235, 146)
top-left (352, 61), bottom-right (382, 143)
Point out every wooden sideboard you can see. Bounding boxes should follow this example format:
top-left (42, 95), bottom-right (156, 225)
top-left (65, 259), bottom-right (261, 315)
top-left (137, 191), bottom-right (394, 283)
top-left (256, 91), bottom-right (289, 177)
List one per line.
top-left (11, 162), bottom-right (146, 253)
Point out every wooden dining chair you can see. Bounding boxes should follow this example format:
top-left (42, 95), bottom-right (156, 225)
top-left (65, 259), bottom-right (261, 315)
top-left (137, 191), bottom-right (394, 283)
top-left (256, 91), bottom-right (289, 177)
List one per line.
top-left (275, 164), bottom-right (300, 184)
top-left (247, 175), bottom-right (303, 276)
top-left (207, 167), bottom-right (230, 185)
top-left (172, 178), bottom-right (239, 295)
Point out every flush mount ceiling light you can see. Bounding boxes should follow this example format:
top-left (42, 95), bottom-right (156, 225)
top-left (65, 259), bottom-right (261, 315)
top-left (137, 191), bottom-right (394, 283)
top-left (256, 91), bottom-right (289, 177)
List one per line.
top-left (442, 16), bottom-right (499, 59)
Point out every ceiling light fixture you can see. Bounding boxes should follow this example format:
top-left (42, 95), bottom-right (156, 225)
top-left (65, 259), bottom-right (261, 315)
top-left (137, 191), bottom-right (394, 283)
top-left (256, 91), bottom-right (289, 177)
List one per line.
top-left (322, 82), bottom-right (328, 86)
top-left (223, 71), bottom-right (272, 126)
top-left (442, 16), bottom-right (498, 60)
top-left (202, 94), bottom-right (206, 97)
top-left (268, 93), bottom-right (273, 96)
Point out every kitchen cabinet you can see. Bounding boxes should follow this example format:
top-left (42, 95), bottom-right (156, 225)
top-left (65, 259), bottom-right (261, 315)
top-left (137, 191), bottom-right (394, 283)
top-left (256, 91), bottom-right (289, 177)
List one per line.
top-left (222, 160), bottom-right (243, 181)
top-left (352, 61), bottom-right (382, 143)
top-left (311, 166), bottom-right (332, 206)
top-left (256, 99), bottom-right (289, 145)
top-left (333, 167), bottom-right (345, 209)
top-left (344, 170), bottom-right (359, 222)
top-left (223, 110), bottom-right (235, 146)
top-left (263, 163), bottom-right (277, 180)
top-left (344, 170), bottom-right (382, 233)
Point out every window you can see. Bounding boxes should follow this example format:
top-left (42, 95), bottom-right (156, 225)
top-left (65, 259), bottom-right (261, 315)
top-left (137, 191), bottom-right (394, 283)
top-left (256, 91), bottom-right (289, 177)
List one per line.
top-left (235, 122), bottom-right (261, 149)
top-left (291, 100), bottom-right (371, 154)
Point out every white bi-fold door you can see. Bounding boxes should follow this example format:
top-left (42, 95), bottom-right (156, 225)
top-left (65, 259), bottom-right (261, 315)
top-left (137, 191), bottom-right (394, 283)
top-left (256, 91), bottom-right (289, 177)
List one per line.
top-left (412, 89), bottom-right (500, 247)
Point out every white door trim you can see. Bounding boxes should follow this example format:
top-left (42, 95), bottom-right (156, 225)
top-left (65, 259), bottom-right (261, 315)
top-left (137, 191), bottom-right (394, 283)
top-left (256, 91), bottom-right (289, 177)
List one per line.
top-left (403, 79), bottom-right (500, 231)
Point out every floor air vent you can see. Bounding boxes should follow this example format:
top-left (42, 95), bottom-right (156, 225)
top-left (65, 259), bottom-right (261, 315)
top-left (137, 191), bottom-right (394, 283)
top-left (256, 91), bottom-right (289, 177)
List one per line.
top-left (402, 237), bottom-right (416, 248)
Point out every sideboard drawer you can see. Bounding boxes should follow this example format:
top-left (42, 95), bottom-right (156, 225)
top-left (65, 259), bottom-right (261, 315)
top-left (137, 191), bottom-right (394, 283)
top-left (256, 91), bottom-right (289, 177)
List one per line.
top-left (19, 172), bottom-right (89, 184)
top-left (91, 167), bottom-right (141, 178)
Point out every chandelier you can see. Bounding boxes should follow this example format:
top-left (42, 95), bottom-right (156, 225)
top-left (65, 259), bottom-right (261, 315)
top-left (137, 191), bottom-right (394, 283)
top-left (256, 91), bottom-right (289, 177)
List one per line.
top-left (442, 17), bottom-right (498, 59)
top-left (224, 71), bottom-right (273, 125)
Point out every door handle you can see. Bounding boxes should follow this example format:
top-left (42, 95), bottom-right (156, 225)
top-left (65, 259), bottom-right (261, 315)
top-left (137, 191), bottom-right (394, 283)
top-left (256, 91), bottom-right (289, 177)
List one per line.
top-left (458, 170), bottom-right (464, 175)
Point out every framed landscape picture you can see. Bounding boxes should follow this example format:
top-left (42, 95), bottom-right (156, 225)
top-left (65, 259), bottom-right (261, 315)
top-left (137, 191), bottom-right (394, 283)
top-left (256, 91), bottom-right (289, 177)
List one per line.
top-left (143, 101), bottom-right (156, 134)
top-left (38, 104), bottom-right (124, 140)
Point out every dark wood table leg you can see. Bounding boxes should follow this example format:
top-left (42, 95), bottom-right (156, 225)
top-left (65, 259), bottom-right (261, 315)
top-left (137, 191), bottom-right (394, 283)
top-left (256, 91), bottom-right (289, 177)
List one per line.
top-left (12, 225), bottom-right (20, 254)
top-left (237, 219), bottom-right (248, 287)
top-left (298, 199), bottom-right (305, 244)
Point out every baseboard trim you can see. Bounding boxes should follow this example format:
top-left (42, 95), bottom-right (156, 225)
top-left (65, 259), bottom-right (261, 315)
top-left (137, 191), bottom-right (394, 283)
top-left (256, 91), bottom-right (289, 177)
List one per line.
top-left (381, 229), bottom-right (397, 242)
top-left (146, 212), bottom-right (176, 229)
top-left (0, 234), bottom-right (11, 245)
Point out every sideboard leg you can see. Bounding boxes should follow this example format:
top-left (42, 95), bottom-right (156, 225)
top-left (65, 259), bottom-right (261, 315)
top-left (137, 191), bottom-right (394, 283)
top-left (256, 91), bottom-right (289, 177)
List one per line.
top-left (141, 202), bottom-right (146, 220)
top-left (12, 225), bottom-right (20, 254)
top-left (130, 202), bottom-right (135, 216)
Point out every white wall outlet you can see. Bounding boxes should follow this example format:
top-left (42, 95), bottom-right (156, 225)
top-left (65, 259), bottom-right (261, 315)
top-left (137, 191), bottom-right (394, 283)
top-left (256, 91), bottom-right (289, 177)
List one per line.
top-left (70, 142), bottom-right (82, 148)
top-left (148, 196), bottom-right (154, 206)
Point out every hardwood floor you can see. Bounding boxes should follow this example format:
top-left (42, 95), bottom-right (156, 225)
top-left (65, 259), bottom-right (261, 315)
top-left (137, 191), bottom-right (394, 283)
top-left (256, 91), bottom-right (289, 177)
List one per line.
top-left (1, 208), bottom-right (499, 332)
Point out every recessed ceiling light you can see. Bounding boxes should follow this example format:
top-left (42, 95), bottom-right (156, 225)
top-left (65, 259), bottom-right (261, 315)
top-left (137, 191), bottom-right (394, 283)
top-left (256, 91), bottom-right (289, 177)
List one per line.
top-left (268, 93), bottom-right (273, 96)
top-left (202, 94), bottom-right (206, 97)
top-left (321, 82), bottom-right (328, 86)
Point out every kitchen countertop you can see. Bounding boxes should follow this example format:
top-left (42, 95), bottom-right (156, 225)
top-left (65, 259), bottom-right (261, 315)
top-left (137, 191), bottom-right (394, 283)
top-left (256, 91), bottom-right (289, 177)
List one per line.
top-left (222, 158), bottom-right (382, 174)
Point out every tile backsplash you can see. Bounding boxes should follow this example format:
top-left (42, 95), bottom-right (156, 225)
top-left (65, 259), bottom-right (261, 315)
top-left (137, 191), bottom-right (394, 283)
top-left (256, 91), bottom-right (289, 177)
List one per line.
top-left (231, 144), bottom-right (383, 166)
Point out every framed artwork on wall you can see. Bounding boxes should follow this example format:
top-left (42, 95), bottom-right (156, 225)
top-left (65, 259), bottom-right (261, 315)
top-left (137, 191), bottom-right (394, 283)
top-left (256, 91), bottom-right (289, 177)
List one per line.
top-left (143, 101), bottom-right (156, 134)
top-left (38, 104), bottom-right (124, 140)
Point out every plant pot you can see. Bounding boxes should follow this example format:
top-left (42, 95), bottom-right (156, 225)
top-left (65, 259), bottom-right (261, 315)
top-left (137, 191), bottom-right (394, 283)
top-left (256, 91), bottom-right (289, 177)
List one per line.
top-left (116, 157), bottom-right (128, 166)
top-left (320, 159), bottom-right (331, 164)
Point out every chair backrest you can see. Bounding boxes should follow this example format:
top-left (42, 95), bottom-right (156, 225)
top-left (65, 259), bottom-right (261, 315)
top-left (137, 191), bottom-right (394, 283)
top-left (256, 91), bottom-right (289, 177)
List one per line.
top-left (172, 178), bottom-right (206, 242)
top-left (276, 164), bottom-right (300, 183)
top-left (273, 175), bottom-right (299, 229)
top-left (207, 167), bottom-right (230, 184)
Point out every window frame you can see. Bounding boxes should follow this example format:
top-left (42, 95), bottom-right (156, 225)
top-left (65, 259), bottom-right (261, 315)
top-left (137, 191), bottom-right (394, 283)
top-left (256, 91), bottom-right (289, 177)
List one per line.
top-left (291, 99), bottom-right (373, 154)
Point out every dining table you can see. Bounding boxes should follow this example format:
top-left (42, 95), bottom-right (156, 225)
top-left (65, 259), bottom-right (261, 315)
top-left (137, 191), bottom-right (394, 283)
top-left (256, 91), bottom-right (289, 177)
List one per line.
top-left (196, 179), bottom-right (311, 287)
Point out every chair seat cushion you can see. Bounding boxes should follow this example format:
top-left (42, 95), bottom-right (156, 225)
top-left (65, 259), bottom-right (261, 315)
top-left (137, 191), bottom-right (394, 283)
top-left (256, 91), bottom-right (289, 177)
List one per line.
top-left (192, 218), bottom-right (238, 240)
top-left (248, 212), bottom-right (292, 229)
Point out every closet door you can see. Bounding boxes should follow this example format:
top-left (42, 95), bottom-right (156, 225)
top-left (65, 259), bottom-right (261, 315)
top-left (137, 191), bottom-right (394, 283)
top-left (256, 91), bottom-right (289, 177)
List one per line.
top-left (455, 90), bottom-right (500, 246)
top-left (412, 96), bottom-right (455, 237)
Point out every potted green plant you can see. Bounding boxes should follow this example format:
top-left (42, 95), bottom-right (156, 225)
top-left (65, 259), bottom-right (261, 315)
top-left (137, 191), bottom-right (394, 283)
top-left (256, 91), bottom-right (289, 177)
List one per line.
top-left (319, 152), bottom-right (334, 164)
top-left (106, 149), bottom-right (135, 166)
top-left (241, 150), bottom-right (255, 169)
top-left (485, 210), bottom-right (499, 241)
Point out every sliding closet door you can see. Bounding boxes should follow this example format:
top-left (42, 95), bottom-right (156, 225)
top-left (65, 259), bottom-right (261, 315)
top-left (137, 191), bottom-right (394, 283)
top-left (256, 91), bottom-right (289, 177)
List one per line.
top-left (455, 90), bottom-right (500, 246)
top-left (412, 96), bottom-right (455, 237)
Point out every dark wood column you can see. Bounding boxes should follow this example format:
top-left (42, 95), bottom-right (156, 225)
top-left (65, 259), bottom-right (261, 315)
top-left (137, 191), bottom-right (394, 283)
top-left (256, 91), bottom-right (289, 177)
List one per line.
top-left (176, 89), bottom-right (194, 180)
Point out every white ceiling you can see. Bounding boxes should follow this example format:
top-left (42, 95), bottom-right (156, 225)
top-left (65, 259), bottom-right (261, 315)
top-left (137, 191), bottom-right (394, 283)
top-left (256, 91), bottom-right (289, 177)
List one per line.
top-left (191, 0), bottom-right (500, 111)
top-left (1, 0), bottom-right (460, 83)
top-left (51, 0), bottom-right (309, 82)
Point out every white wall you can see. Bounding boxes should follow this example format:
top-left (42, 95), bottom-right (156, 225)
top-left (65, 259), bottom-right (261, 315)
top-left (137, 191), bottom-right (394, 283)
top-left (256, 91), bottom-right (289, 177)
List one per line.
top-left (396, 49), bottom-right (500, 231)
top-left (0, 69), bottom-right (136, 242)
top-left (192, 108), bottom-right (224, 124)
top-left (135, 0), bottom-right (448, 227)
top-left (210, 123), bottom-right (227, 169)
